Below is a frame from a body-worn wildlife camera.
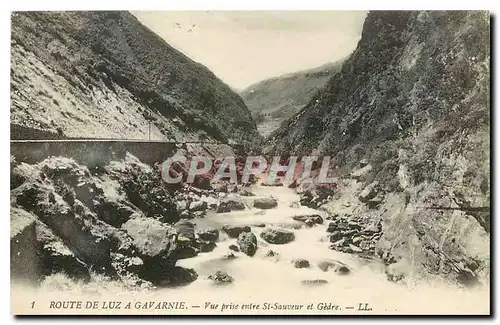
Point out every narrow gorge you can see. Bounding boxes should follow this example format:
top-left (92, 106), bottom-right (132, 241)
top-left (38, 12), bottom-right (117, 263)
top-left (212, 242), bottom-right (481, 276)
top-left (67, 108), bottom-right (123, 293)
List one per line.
top-left (10, 10), bottom-right (490, 315)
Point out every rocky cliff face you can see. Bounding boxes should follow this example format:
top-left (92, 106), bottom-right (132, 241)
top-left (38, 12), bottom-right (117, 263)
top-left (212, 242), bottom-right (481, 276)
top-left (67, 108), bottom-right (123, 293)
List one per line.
top-left (10, 152), bottom-right (230, 289)
top-left (266, 11), bottom-right (490, 286)
top-left (240, 61), bottom-right (344, 137)
top-left (11, 11), bottom-right (260, 144)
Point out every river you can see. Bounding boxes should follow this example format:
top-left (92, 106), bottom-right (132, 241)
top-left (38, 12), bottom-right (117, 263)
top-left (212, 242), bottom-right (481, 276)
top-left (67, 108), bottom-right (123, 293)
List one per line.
top-left (17, 184), bottom-right (489, 315)
top-left (168, 184), bottom-right (489, 314)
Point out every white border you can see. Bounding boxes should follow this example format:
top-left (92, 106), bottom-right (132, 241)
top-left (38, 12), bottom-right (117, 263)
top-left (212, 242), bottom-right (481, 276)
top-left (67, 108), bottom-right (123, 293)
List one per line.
top-left (1, 1), bottom-right (498, 324)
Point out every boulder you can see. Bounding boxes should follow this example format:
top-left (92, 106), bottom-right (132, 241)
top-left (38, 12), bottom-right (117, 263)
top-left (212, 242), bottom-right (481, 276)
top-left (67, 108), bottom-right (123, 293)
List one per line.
top-left (222, 225), bottom-right (251, 238)
top-left (192, 210), bottom-right (206, 218)
top-left (299, 190), bottom-right (314, 206)
top-left (316, 186), bottom-right (335, 201)
top-left (253, 197), bottom-right (278, 209)
top-left (330, 238), bottom-right (347, 248)
top-left (147, 266), bottom-right (198, 286)
top-left (317, 260), bottom-right (351, 275)
top-left (229, 244), bottom-right (239, 252)
top-left (292, 259), bottom-right (310, 268)
top-left (292, 214), bottom-right (323, 225)
top-left (174, 220), bottom-right (195, 242)
top-left (122, 217), bottom-right (177, 261)
top-left (208, 271), bottom-right (234, 284)
top-left (327, 222), bottom-right (337, 233)
top-left (237, 232), bottom-right (258, 257)
top-left (260, 228), bottom-right (295, 244)
top-left (265, 250), bottom-right (279, 257)
top-left (176, 200), bottom-right (188, 211)
top-left (114, 159), bottom-right (180, 223)
top-left (101, 226), bottom-right (136, 255)
top-left (352, 236), bottom-right (362, 245)
top-left (265, 250), bottom-right (280, 262)
top-left (348, 221), bottom-right (362, 231)
top-left (197, 228), bottom-right (219, 242)
top-left (212, 183), bottom-right (228, 193)
top-left (216, 200), bottom-right (246, 213)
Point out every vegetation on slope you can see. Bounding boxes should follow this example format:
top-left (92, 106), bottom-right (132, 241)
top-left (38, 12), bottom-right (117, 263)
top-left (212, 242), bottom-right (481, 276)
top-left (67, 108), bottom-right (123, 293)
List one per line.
top-left (266, 11), bottom-right (490, 285)
top-left (11, 11), bottom-right (260, 144)
top-left (240, 61), bottom-right (344, 136)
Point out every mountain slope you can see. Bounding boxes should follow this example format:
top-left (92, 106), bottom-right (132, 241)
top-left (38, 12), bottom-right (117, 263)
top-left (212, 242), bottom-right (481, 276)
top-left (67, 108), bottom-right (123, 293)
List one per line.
top-left (240, 61), bottom-right (344, 137)
top-left (10, 11), bottom-right (260, 144)
top-left (266, 11), bottom-right (490, 285)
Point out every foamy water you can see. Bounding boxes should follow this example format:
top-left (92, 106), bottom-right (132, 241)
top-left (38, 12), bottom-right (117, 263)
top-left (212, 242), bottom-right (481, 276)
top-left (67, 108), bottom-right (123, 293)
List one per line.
top-left (12, 185), bottom-right (490, 315)
top-left (171, 185), bottom-right (490, 314)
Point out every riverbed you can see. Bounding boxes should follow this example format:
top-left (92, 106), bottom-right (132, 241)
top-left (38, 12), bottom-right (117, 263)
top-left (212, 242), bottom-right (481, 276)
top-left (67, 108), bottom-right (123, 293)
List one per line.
top-left (166, 184), bottom-right (489, 314)
top-left (16, 184), bottom-right (489, 315)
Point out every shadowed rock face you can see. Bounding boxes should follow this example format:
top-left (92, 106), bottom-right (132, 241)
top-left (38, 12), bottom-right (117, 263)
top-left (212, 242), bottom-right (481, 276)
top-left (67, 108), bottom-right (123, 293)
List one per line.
top-left (10, 154), bottom-right (201, 287)
top-left (260, 228), bottom-right (295, 244)
top-left (11, 11), bottom-right (261, 145)
top-left (267, 11), bottom-right (489, 176)
top-left (11, 208), bottom-right (40, 285)
top-left (265, 11), bottom-right (490, 285)
top-left (36, 221), bottom-right (91, 282)
top-left (237, 232), bottom-right (257, 257)
top-left (13, 181), bottom-right (112, 268)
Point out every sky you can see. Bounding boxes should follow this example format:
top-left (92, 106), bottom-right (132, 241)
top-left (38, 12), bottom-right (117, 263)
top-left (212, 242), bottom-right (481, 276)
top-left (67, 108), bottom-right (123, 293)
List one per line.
top-left (133, 11), bottom-right (367, 90)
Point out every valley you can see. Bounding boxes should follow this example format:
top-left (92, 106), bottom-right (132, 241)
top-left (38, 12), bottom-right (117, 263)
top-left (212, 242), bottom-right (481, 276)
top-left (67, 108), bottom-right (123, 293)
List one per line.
top-left (10, 10), bottom-right (490, 315)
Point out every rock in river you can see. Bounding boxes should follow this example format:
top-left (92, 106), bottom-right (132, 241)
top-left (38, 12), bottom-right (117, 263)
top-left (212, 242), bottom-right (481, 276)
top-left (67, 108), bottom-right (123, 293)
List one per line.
top-left (208, 270), bottom-right (234, 284)
top-left (216, 200), bottom-right (246, 213)
top-left (174, 220), bottom-right (195, 242)
top-left (240, 190), bottom-right (255, 197)
top-left (222, 225), bottom-right (251, 238)
top-left (260, 228), bottom-right (295, 244)
top-left (253, 197), bottom-right (278, 209)
top-left (317, 260), bottom-right (351, 275)
top-left (292, 259), bottom-right (310, 268)
top-left (292, 214), bottom-right (323, 225)
top-left (197, 228), bottom-right (219, 242)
